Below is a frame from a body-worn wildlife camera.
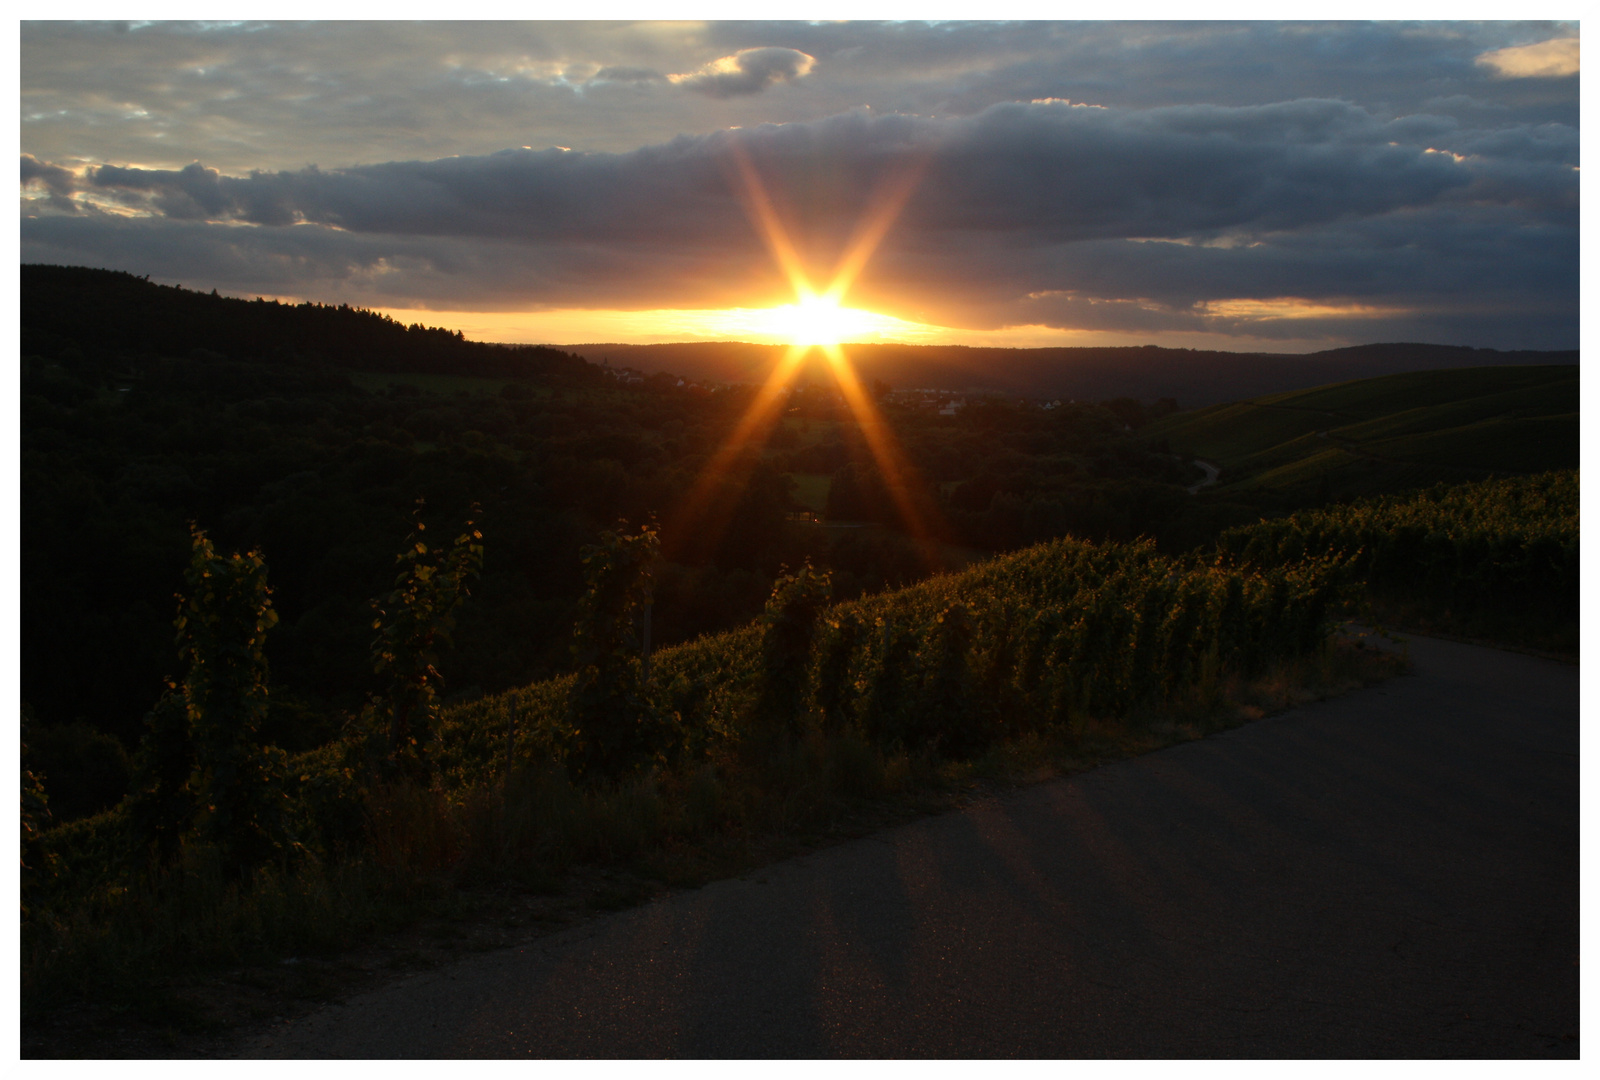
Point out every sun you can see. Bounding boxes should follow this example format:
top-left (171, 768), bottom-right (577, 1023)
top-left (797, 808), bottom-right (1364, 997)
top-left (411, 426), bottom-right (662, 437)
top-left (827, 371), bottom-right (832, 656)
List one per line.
top-left (755, 294), bottom-right (902, 347)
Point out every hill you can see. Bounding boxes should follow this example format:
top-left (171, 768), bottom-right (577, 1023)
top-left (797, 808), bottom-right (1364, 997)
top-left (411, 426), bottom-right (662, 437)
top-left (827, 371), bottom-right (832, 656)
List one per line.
top-left (21, 264), bottom-right (593, 381)
top-left (567, 340), bottom-right (1577, 408)
top-left (1141, 365), bottom-right (1578, 503)
top-left (25, 265), bottom-right (1575, 407)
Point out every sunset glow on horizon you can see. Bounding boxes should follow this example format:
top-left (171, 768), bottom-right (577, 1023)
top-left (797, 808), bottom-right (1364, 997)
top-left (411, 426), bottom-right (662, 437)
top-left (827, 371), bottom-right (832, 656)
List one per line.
top-left (363, 303), bottom-right (1398, 355)
top-left (374, 301), bottom-right (950, 348)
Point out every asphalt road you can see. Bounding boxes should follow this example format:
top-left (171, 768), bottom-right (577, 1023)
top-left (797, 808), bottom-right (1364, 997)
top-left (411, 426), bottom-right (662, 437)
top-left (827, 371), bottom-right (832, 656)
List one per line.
top-left (244, 634), bottom-right (1578, 1058)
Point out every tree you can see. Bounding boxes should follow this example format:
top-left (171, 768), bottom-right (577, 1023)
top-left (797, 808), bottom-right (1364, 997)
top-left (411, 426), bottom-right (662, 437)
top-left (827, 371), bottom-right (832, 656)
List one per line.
top-left (917, 604), bottom-right (983, 757)
top-left (755, 562), bottom-right (832, 739)
top-left (566, 522), bottom-right (668, 778)
top-left (20, 710), bottom-right (56, 918)
top-left (826, 461), bottom-right (887, 523)
top-left (128, 526), bottom-right (294, 869)
top-left (368, 500), bottom-right (484, 775)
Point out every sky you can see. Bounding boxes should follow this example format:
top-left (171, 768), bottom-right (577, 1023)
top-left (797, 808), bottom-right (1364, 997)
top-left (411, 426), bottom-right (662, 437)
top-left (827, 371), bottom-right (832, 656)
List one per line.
top-left (17, 16), bottom-right (1582, 352)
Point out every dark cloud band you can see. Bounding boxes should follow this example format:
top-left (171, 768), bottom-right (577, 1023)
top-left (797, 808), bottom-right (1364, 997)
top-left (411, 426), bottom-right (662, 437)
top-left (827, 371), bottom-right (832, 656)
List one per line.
top-left (21, 95), bottom-right (1578, 349)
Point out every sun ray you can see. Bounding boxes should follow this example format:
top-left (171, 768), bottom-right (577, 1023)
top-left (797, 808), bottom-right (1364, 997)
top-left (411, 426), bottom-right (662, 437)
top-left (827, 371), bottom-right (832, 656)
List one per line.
top-left (665, 137), bottom-right (943, 563)
top-left (820, 343), bottom-right (947, 554)
top-left (726, 144), bottom-right (817, 304)
top-left (822, 155), bottom-right (931, 305)
top-left (663, 343), bottom-right (810, 555)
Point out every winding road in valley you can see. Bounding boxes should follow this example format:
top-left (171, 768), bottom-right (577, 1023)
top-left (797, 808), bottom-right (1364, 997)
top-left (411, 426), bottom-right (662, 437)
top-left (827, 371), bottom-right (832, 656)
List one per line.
top-left (1187, 459), bottom-right (1221, 494)
top-left (243, 635), bottom-right (1578, 1058)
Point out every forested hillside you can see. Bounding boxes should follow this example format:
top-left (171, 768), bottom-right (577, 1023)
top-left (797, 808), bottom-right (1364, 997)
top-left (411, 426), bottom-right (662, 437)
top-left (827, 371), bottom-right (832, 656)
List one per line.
top-left (571, 339), bottom-right (1577, 408)
top-left (21, 265), bottom-right (590, 378)
top-left (1142, 365), bottom-right (1577, 505)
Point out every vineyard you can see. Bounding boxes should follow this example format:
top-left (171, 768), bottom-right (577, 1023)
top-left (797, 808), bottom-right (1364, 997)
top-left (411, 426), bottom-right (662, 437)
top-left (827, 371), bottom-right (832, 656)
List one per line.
top-left (21, 471), bottom-right (1576, 1008)
top-left (425, 536), bottom-right (1346, 785)
top-left (1218, 470), bottom-right (1578, 650)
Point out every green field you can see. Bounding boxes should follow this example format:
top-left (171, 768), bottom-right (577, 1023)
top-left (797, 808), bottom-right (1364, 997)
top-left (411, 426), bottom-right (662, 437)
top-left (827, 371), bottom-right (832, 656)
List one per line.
top-left (788, 472), bottom-right (832, 513)
top-left (1142, 365), bottom-right (1577, 502)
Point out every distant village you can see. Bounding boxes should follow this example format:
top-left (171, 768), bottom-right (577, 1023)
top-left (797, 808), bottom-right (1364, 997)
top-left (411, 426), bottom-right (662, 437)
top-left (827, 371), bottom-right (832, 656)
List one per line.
top-left (596, 358), bottom-right (1069, 412)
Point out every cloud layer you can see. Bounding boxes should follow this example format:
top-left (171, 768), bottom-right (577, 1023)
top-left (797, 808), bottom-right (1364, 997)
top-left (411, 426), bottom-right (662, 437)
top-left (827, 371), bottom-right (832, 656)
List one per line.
top-left (20, 21), bottom-right (1580, 349)
top-left (670, 48), bottom-right (816, 98)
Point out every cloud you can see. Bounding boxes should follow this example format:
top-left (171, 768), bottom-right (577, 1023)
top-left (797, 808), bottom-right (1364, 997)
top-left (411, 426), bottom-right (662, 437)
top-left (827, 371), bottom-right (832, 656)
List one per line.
top-left (71, 100), bottom-right (1529, 243)
top-left (18, 211), bottom-right (786, 313)
top-left (1477, 38), bottom-right (1579, 79)
top-left (20, 22), bottom-right (1579, 171)
top-left (20, 152), bottom-right (86, 214)
top-left (22, 96), bottom-right (1577, 351)
top-left (591, 66), bottom-right (665, 84)
top-left (668, 47), bottom-right (816, 98)
top-left (21, 153), bottom-right (77, 195)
